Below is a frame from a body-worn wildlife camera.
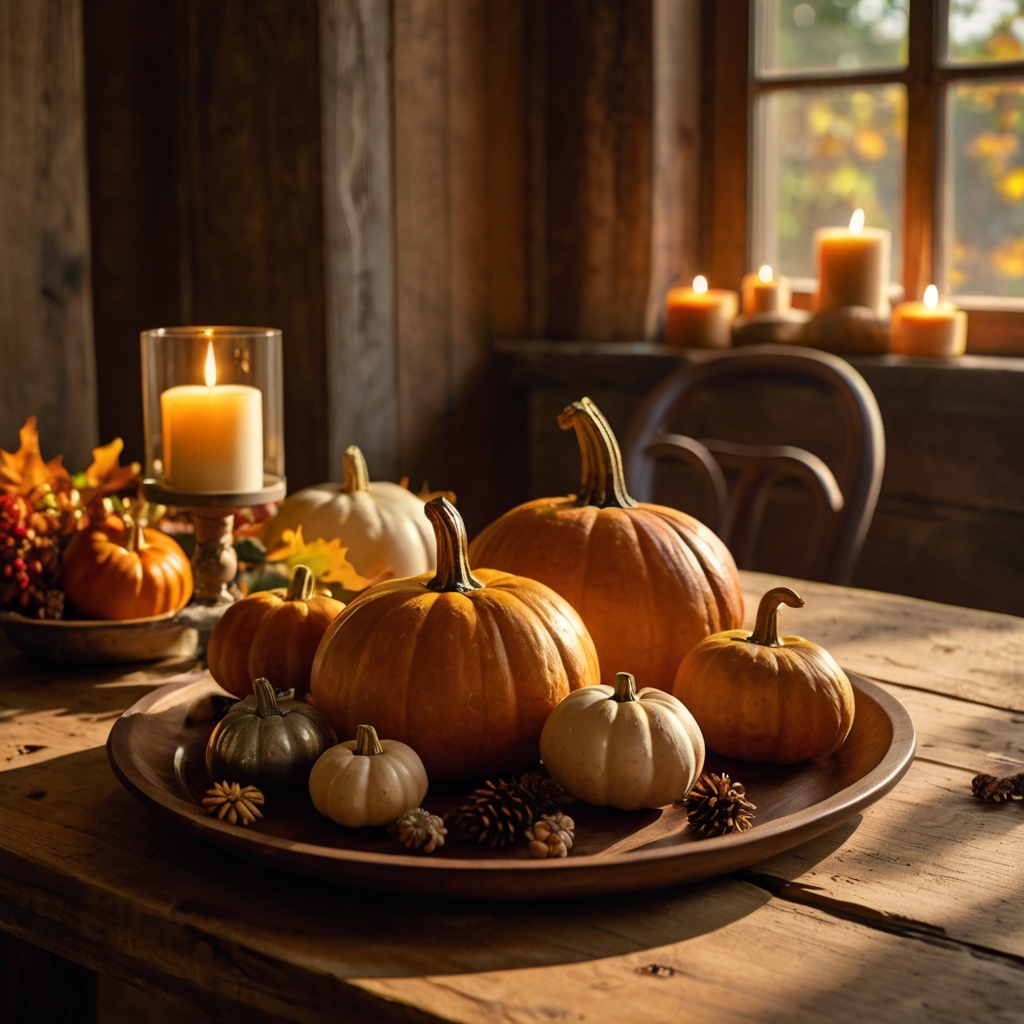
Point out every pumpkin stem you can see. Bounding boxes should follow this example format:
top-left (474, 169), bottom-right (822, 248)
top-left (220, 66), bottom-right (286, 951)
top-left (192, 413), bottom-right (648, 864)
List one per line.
top-left (286, 564), bottom-right (316, 601)
top-left (612, 672), bottom-right (640, 702)
top-left (355, 723), bottom-right (384, 756)
top-left (747, 587), bottom-right (805, 648)
top-left (122, 514), bottom-right (144, 553)
top-left (341, 445), bottom-right (371, 493)
top-left (424, 496), bottom-right (484, 594)
top-left (558, 397), bottom-right (637, 509)
top-left (252, 678), bottom-right (283, 718)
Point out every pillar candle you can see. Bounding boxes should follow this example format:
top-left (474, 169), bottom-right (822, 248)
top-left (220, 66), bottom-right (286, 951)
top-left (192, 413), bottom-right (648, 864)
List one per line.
top-left (160, 344), bottom-right (264, 492)
top-left (741, 265), bottom-right (792, 315)
top-left (813, 209), bottom-right (891, 318)
top-left (665, 276), bottom-right (739, 349)
top-left (890, 286), bottom-right (967, 358)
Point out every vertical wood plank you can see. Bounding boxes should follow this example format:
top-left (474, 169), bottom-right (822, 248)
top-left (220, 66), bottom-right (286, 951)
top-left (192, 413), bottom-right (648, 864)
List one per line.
top-left (319, 0), bottom-right (398, 481)
top-left (0, 0), bottom-right (97, 467)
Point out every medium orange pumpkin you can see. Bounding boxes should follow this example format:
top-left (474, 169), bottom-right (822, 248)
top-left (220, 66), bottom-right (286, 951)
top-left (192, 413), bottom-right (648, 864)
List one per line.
top-left (310, 496), bottom-right (600, 781)
top-left (61, 515), bottom-right (193, 620)
top-left (468, 397), bottom-right (744, 690)
top-left (207, 565), bottom-right (345, 699)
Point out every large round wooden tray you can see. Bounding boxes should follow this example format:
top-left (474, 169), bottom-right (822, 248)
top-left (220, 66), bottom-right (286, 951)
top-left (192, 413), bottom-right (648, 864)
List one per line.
top-left (107, 672), bottom-right (915, 899)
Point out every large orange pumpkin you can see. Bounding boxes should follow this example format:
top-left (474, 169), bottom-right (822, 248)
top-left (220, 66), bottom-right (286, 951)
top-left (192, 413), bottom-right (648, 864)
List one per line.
top-left (469, 397), bottom-right (743, 691)
top-left (61, 515), bottom-right (193, 620)
top-left (207, 565), bottom-right (345, 699)
top-left (310, 496), bottom-right (600, 780)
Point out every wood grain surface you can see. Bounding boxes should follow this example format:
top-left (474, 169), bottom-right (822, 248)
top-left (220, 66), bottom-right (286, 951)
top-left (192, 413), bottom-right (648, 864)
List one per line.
top-left (0, 571), bottom-right (1022, 1022)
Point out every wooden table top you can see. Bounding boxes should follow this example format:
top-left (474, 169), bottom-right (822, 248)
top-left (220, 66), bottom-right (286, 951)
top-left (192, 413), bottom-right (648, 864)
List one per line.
top-left (1, 570), bottom-right (1022, 1024)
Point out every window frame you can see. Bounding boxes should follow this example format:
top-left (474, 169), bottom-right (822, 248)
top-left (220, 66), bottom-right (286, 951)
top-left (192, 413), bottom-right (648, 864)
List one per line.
top-left (702, 0), bottom-right (1024, 354)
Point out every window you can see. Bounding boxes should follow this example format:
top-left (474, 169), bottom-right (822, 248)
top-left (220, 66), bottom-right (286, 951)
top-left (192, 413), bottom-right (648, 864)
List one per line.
top-left (710, 0), bottom-right (1024, 352)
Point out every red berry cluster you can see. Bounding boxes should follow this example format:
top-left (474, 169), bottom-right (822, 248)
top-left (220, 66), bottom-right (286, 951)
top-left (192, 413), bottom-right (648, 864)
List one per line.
top-left (0, 494), bottom-right (63, 618)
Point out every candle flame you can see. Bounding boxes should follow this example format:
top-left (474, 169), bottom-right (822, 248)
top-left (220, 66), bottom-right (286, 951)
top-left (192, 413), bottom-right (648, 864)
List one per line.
top-left (204, 341), bottom-right (217, 388)
top-left (849, 209), bottom-right (865, 235)
top-left (757, 264), bottom-right (773, 283)
top-left (693, 275), bottom-right (708, 294)
top-left (924, 284), bottom-right (938, 309)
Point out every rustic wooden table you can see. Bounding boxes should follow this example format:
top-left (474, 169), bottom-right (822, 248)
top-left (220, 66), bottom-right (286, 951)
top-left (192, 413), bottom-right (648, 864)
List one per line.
top-left (1, 571), bottom-right (1022, 1024)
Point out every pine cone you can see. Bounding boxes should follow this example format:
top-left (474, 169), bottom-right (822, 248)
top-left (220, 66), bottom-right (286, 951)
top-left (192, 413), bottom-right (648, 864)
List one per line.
top-left (972, 771), bottom-right (1024, 802)
top-left (527, 812), bottom-right (575, 859)
top-left (0, 494), bottom-right (63, 618)
top-left (448, 773), bottom-right (565, 848)
top-left (684, 772), bottom-right (756, 838)
top-left (202, 781), bottom-right (265, 826)
top-left (389, 807), bottom-right (447, 853)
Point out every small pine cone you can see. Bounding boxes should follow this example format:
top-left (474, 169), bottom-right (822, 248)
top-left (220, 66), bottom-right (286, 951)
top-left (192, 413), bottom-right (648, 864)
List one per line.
top-left (972, 772), bottom-right (1021, 803)
top-left (389, 807), bottom-right (447, 853)
top-left (514, 771), bottom-right (567, 816)
top-left (684, 772), bottom-right (756, 838)
top-left (448, 774), bottom-right (561, 848)
top-left (202, 781), bottom-right (265, 826)
top-left (526, 812), bottom-right (575, 859)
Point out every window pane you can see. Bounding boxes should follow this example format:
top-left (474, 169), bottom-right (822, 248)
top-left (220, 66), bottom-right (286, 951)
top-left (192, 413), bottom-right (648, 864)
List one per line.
top-left (947, 0), bottom-right (1024, 64)
top-left (757, 0), bottom-right (909, 76)
top-left (946, 80), bottom-right (1024, 296)
top-left (754, 85), bottom-right (906, 280)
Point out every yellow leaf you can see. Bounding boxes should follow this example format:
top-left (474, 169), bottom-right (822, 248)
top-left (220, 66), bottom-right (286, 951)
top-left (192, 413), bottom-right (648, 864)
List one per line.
top-left (996, 167), bottom-right (1024, 203)
top-left (79, 436), bottom-right (141, 507)
top-left (0, 417), bottom-right (71, 497)
top-left (265, 526), bottom-right (374, 590)
top-left (853, 128), bottom-right (886, 162)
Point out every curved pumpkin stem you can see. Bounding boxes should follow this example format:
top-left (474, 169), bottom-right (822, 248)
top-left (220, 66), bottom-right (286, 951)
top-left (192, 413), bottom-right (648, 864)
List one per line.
top-left (612, 672), bottom-right (640, 702)
top-left (252, 677), bottom-right (283, 718)
top-left (747, 587), bottom-right (805, 648)
top-left (341, 445), bottom-right (371, 493)
top-left (558, 397), bottom-right (637, 509)
top-left (286, 564), bottom-right (316, 601)
top-left (122, 514), bottom-right (144, 553)
top-left (424, 497), bottom-right (484, 594)
top-left (355, 723), bottom-right (384, 756)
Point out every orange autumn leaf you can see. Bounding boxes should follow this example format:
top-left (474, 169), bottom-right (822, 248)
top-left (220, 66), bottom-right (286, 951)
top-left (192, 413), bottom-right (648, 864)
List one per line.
top-left (78, 437), bottom-right (141, 506)
top-left (265, 525), bottom-right (377, 590)
top-left (0, 417), bottom-right (71, 497)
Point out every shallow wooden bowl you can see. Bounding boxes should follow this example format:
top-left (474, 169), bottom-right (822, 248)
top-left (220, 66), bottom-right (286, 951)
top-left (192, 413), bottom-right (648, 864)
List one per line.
top-left (0, 610), bottom-right (199, 664)
top-left (108, 671), bottom-right (915, 899)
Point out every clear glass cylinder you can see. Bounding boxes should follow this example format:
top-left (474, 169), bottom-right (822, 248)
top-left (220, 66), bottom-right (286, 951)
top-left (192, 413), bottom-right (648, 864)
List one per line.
top-left (141, 326), bottom-right (284, 497)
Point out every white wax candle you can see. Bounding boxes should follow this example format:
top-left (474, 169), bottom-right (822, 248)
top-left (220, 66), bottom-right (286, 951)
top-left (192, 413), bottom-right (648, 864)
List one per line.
top-left (741, 265), bottom-right (792, 315)
top-left (813, 209), bottom-right (892, 318)
top-left (160, 344), bottom-right (264, 493)
top-left (890, 285), bottom-right (967, 358)
top-left (665, 276), bottom-right (739, 348)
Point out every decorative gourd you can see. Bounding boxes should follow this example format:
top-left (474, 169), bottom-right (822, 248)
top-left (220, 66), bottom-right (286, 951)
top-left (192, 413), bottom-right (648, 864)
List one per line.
top-left (207, 565), bottom-right (345, 699)
top-left (310, 496), bottom-right (600, 781)
top-left (206, 677), bottom-right (336, 791)
top-left (261, 446), bottom-right (435, 578)
top-left (61, 515), bottom-right (193, 620)
top-left (308, 723), bottom-right (428, 828)
top-left (539, 671), bottom-right (705, 811)
top-left (672, 587), bottom-right (855, 764)
top-left (469, 398), bottom-right (744, 691)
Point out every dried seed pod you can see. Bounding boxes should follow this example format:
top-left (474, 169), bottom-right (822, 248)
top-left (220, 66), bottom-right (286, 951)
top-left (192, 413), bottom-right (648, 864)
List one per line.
top-left (202, 781), bottom-right (265, 826)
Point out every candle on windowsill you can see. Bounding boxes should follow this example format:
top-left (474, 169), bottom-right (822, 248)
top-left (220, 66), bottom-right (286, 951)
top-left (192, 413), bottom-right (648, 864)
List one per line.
top-left (890, 285), bottom-right (967, 358)
top-left (159, 342), bottom-right (264, 493)
top-left (741, 265), bottom-right (792, 315)
top-left (665, 276), bottom-right (739, 349)
top-left (813, 209), bottom-right (892, 318)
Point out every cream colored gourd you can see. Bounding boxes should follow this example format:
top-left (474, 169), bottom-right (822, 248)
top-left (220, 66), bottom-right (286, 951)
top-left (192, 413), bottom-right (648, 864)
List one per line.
top-left (263, 446), bottom-right (435, 578)
top-left (308, 724), bottom-right (428, 828)
top-left (539, 672), bottom-right (705, 811)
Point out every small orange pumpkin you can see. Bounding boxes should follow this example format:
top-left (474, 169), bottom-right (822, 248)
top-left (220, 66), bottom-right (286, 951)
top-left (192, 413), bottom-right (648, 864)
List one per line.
top-left (672, 587), bottom-right (856, 764)
top-left (310, 496), bottom-right (600, 781)
top-left (61, 515), bottom-right (193, 620)
top-left (207, 565), bottom-right (345, 699)
top-left (469, 397), bottom-right (744, 690)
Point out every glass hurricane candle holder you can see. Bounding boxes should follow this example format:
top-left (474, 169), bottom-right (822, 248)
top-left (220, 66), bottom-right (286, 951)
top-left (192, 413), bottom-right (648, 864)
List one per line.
top-left (141, 326), bottom-right (286, 605)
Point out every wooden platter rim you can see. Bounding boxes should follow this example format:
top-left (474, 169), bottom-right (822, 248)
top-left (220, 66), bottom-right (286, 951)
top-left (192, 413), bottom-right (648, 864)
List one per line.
top-left (107, 672), bottom-right (916, 897)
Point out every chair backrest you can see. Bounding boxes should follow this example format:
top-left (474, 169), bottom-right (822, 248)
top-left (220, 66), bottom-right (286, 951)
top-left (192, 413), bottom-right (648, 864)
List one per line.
top-left (623, 345), bottom-right (885, 585)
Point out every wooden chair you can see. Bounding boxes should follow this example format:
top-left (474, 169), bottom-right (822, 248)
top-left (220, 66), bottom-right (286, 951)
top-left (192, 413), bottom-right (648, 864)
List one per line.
top-left (622, 345), bottom-right (885, 585)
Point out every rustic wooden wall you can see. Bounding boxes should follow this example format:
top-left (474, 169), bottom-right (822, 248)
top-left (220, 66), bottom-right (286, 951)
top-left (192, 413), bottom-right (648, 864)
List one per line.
top-left (0, 0), bottom-right (97, 469)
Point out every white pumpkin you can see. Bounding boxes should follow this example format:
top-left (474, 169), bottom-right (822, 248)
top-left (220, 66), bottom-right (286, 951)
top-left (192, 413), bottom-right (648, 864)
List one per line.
top-left (309, 724), bottom-right (428, 827)
top-left (539, 672), bottom-right (705, 811)
top-left (263, 446), bottom-right (436, 579)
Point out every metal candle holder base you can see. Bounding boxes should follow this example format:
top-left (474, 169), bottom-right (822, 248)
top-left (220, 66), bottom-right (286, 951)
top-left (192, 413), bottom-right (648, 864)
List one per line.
top-left (142, 476), bottom-right (287, 605)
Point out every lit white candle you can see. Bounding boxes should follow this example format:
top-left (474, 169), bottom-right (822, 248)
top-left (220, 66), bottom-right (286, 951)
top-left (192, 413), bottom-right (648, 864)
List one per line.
top-left (665, 275), bottom-right (739, 348)
top-left (813, 209), bottom-right (892, 317)
top-left (741, 264), bottom-right (792, 315)
top-left (890, 285), bottom-right (967, 358)
top-left (160, 342), bottom-right (264, 493)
